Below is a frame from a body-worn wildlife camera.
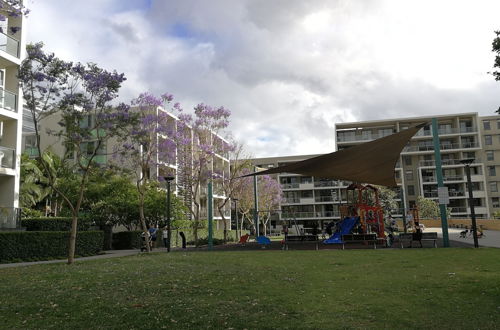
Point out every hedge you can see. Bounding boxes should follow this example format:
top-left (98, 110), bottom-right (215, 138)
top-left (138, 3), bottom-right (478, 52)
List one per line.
top-left (0, 231), bottom-right (104, 262)
top-left (112, 229), bottom-right (248, 249)
top-left (22, 217), bottom-right (93, 231)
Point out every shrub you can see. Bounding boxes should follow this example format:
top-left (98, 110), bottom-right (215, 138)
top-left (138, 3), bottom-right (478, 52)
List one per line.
top-left (22, 217), bottom-right (93, 231)
top-left (0, 231), bottom-right (104, 262)
top-left (112, 231), bottom-right (143, 250)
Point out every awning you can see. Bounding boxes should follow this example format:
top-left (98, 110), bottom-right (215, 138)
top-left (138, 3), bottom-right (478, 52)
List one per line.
top-left (246, 123), bottom-right (426, 187)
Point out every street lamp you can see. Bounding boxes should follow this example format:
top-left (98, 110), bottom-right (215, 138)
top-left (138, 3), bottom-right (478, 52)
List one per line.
top-left (233, 198), bottom-right (239, 239)
top-left (164, 175), bottom-right (175, 252)
top-left (460, 159), bottom-right (479, 248)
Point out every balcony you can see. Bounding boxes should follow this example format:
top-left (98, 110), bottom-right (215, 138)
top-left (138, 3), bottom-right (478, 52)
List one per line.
top-left (414, 127), bottom-right (477, 137)
top-left (314, 180), bottom-right (339, 188)
top-left (281, 183), bottom-right (299, 189)
top-left (282, 212), bottom-right (316, 219)
top-left (422, 175), bottom-right (465, 183)
top-left (0, 146), bottom-right (15, 169)
top-left (403, 142), bottom-right (479, 153)
top-left (419, 158), bottom-right (482, 167)
top-left (283, 197), bottom-right (300, 204)
top-left (423, 190), bottom-right (465, 198)
top-left (0, 88), bottom-right (18, 112)
top-left (0, 31), bottom-right (20, 58)
top-left (315, 195), bottom-right (335, 202)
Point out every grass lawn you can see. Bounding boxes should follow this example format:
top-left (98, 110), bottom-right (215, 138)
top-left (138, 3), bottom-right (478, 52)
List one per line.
top-left (1, 248), bottom-right (499, 329)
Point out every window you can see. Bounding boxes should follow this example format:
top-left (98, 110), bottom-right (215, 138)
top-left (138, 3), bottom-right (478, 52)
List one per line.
top-left (378, 128), bottom-right (393, 137)
top-left (483, 121), bottom-right (491, 130)
top-left (403, 156), bottom-right (412, 166)
top-left (487, 151), bottom-right (495, 161)
top-left (490, 182), bottom-right (498, 192)
top-left (497, 120), bottom-right (500, 130)
top-left (407, 185), bottom-right (415, 196)
top-left (488, 166), bottom-right (496, 176)
top-left (405, 170), bottom-right (414, 181)
top-left (492, 197), bottom-right (500, 208)
top-left (485, 135), bottom-right (492, 145)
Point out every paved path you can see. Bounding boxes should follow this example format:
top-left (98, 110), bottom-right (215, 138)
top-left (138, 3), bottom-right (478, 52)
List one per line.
top-left (427, 227), bottom-right (500, 248)
top-left (0, 249), bottom-right (141, 269)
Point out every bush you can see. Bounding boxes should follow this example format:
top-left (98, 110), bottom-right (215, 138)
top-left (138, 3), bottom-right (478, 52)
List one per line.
top-left (112, 231), bottom-right (143, 250)
top-left (0, 231), bottom-right (104, 262)
top-left (22, 217), bottom-right (93, 231)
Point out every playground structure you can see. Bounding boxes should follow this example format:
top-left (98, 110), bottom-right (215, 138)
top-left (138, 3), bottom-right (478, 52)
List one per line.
top-left (324, 183), bottom-right (385, 244)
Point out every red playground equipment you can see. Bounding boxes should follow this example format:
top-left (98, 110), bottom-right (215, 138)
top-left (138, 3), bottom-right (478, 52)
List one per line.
top-left (342, 183), bottom-right (385, 239)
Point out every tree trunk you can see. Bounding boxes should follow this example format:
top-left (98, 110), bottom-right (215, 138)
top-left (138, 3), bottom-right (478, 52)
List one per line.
top-left (139, 193), bottom-right (151, 253)
top-left (67, 212), bottom-right (78, 264)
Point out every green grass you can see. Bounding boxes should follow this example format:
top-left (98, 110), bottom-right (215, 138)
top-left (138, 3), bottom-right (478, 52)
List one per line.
top-left (1, 249), bottom-right (499, 329)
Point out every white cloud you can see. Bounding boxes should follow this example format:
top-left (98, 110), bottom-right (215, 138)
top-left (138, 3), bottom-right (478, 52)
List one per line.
top-left (25, 0), bottom-right (500, 157)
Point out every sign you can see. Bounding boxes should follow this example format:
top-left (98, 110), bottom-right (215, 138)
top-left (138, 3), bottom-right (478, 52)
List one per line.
top-left (438, 187), bottom-right (449, 205)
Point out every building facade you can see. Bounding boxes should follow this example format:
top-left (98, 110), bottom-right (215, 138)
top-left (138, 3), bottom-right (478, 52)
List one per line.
top-left (249, 112), bottom-right (500, 233)
top-left (0, 4), bottom-right (25, 229)
top-left (29, 105), bottom-right (231, 228)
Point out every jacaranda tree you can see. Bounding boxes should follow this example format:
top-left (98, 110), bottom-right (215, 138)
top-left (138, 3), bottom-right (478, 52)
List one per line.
top-left (19, 42), bottom-right (129, 264)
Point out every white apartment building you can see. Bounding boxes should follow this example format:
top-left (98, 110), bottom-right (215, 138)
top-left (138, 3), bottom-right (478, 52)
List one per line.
top-left (0, 4), bottom-right (25, 229)
top-left (249, 112), bottom-right (500, 232)
top-left (336, 113), bottom-right (492, 219)
top-left (32, 106), bottom-right (232, 228)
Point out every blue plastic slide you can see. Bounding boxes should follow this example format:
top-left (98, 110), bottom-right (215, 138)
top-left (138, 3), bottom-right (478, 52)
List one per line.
top-left (323, 216), bottom-right (359, 244)
top-left (256, 236), bottom-right (271, 245)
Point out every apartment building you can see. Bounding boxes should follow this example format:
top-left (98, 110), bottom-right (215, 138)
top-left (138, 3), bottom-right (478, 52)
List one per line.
top-left (336, 112), bottom-right (493, 219)
top-left (249, 112), bottom-right (500, 233)
top-left (0, 4), bottom-right (25, 229)
top-left (250, 154), bottom-right (354, 232)
top-left (31, 106), bottom-right (231, 228)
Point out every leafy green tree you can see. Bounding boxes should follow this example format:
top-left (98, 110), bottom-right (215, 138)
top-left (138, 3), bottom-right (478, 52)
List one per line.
top-left (416, 196), bottom-right (440, 219)
top-left (19, 154), bottom-right (50, 210)
top-left (377, 186), bottom-right (399, 216)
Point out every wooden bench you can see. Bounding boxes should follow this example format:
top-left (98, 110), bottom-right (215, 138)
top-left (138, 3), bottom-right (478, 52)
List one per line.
top-left (341, 234), bottom-right (379, 250)
top-left (284, 235), bottom-right (319, 250)
top-left (399, 232), bottom-right (438, 248)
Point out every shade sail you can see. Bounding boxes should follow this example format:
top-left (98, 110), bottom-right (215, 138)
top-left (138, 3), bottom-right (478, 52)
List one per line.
top-left (247, 123), bottom-right (427, 187)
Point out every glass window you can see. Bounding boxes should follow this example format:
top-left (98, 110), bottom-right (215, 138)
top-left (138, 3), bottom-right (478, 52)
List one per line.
top-left (487, 151), bottom-right (495, 161)
top-left (492, 197), bottom-right (500, 208)
top-left (490, 182), bottom-right (498, 192)
top-left (488, 166), bottom-right (496, 176)
top-left (407, 185), bottom-right (415, 195)
top-left (485, 135), bottom-right (492, 145)
top-left (483, 121), bottom-right (491, 130)
top-left (404, 156), bottom-right (412, 166)
top-left (405, 170), bottom-right (413, 181)
top-left (497, 121), bottom-right (500, 130)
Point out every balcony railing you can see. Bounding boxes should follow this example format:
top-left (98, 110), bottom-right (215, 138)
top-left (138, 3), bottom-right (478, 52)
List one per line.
top-left (422, 175), bottom-right (464, 183)
top-left (415, 127), bottom-right (477, 137)
top-left (0, 146), bottom-right (15, 169)
top-left (314, 180), bottom-right (338, 187)
top-left (282, 212), bottom-right (316, 219)
top-left (0, 31), bottom-right (20, 58)
top-left (283, 198), bottom-right (300, 204)
top-left (0, 88), bottom-right (18, 112)
top-left (403, 142), bottom-right (479, 153)
top-left (315, 196), bottom-right (335, 202)
top-left (281, 183), bottom-right (300, 189)
top-left (419, 158), bottom-right (482, 167)
top-left (424, 190), bottom-right (465, 198)
top-left (450, 207), bottom-right (467, 214)
top-left (0, 207), bottom-right (21, 229)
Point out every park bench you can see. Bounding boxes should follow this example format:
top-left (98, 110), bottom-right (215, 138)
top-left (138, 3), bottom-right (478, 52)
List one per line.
top-left (399, 232), bottom-right (438, 248)
top-left (284, 235), bottom-right (319, 250)
top-left (341, 234), bottom-right (380, 250)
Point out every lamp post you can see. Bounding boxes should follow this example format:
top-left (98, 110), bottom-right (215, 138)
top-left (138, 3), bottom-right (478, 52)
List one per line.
top-left (164, 176), bottom-right (175, 252)
top-left (233, 198), bottom-right (239, 238)
top-left (460, 159), bottom-right (479, 248)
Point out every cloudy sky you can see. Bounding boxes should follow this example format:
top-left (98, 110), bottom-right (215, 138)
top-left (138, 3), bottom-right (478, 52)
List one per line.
top-left (26, 0), bottom-right (500, 157)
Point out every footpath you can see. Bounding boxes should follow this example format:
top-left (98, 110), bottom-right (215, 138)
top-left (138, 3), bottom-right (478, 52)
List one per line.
top-left (0, 249), bottom-right (140, 269)
top-left (428, 227), bottom-right (500, 248)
